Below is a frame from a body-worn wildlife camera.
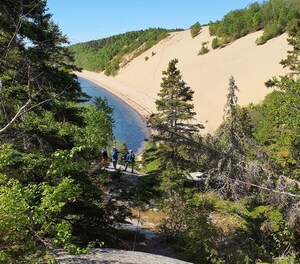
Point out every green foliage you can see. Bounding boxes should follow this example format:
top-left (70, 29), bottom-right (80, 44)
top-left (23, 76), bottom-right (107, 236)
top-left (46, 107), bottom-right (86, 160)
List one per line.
top-left (198, 41), bottom-right (210, 55)
top-left (69, 28), bottom-right (175, 75)
top-left (2, 1), bottom-right (300, 262)
top-left (211, 37), bottom-right (221, 49)
top-left (147, 58), bottom-right (204, 169)
top-left (161, 191), bottom-right (220, 263)
top-left (251, 23), bottom-right (300, 177)
top-left (66, 241), bottom-right (99, 255)
top-left (79, 100), bottom-right (114, 155)
top-left (0, 174), bottom-right (78, 262)
top-left (0, 0), bottom-right (128, 261)
top-left (209, 0), bottom-right (300, 45)
top-left (255, 20), bottom-right (285, 45)
top-left (190, 22), bottom-right (202, 38)
top-left (248, 206), bottom-right (295, 260)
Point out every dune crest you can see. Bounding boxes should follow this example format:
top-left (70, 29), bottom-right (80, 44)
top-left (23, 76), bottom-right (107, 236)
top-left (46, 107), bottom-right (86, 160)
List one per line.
top-left (76, 26), bottom-right (290, 133)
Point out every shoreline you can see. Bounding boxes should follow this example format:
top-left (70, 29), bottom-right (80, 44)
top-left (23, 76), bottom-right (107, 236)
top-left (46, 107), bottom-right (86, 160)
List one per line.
top-left (76, 71), bottom-right (152, 156)
top-left (75, 70), bottom-right (153, 121)
top-left (75, 69), bottom-right (214, 135)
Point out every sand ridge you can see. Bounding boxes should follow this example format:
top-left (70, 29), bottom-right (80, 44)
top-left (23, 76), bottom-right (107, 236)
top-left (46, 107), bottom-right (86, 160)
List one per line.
top-left (76, 26), bottom-right (290, 133)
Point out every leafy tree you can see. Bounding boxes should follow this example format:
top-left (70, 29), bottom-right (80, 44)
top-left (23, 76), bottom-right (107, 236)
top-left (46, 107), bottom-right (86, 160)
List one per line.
top-left (161, 191), bottom-right (219, 264)
top-left (0, 174), bottom-right (78, 262)
top-left (252, 19), bottom-right (300, 178)
top-left (79, 97), bottom-right (114, 155)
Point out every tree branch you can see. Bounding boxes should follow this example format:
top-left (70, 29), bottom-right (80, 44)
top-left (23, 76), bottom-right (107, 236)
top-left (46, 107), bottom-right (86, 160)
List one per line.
top-left (0, 99), bottom-right (31, 134)
top-left (0, 86), bottom-right (70, 134)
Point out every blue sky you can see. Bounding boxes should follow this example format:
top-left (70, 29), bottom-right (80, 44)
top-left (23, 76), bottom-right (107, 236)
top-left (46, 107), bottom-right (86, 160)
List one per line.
top-left (47, 0), bottom-right (265, 44)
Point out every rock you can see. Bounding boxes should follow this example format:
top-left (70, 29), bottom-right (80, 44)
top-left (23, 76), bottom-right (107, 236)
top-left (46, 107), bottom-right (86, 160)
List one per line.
top-left (52, 248), bottom-right (192, 264)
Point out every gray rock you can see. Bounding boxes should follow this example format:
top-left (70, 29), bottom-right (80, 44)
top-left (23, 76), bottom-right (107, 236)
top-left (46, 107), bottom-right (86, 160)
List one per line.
top-left (53, 248), bottom-right (192, 264)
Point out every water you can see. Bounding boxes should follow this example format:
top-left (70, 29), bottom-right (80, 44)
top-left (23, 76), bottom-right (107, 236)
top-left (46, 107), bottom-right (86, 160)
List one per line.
top-left (79, 77), bottom-right (149, 154)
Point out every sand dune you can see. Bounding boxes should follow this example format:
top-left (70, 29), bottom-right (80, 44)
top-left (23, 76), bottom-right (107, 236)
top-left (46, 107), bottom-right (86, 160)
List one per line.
top-left (76, 26), bottom-right (290, 133)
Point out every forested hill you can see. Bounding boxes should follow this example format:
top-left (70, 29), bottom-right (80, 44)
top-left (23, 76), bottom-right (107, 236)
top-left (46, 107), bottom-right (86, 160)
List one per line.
top-left (209, 0), bottom-right (300, 47)
top-left (69, 28), bottom-right (178, 76)
top-left (70, 0), bottom-right (300, 76)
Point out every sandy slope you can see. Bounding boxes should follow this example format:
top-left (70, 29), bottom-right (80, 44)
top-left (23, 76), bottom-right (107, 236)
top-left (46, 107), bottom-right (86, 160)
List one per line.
top-left (76, 26), bottom-right (290, 133)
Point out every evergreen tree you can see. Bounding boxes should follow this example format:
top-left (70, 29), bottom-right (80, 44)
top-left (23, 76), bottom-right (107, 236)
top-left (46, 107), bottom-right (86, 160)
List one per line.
top-left (147, 58), bottom-right (204, 169)
top-left (0, 1), bottom-right (129, 261)
top-left (206, 76), bottom-right (269, 199)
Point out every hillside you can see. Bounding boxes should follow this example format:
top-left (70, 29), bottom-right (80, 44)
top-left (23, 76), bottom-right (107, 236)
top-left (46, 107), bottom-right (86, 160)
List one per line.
top-left (76, 26), bottom-right (290, 132)
top-left (69, 28), bottom-right (176, 76)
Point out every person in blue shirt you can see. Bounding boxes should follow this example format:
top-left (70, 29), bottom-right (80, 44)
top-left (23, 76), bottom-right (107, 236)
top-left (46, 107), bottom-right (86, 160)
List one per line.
top-left (124, 150), bottom-right (135, 173)
top-left (111, 146), bottom-right (118, 170)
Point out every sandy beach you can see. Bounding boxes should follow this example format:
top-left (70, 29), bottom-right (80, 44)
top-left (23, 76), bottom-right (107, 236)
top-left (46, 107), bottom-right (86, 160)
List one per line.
top-left (76, 26), bottom-right (290, 134)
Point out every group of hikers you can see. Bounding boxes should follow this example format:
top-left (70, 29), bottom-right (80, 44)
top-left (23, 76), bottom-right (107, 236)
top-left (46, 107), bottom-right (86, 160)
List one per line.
top-left (100, 146), bottom-right (135, 173)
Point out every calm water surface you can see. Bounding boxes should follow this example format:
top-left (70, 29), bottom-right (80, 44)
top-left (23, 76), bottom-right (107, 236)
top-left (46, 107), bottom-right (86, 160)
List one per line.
top-left (79, 77), bottom-right (149, 154)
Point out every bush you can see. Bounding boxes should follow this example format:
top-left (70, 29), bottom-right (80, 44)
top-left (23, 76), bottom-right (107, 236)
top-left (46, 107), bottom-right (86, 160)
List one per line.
top-left (190, 22), bottom-right (202, 38)
top-left (198, 42), bottom-right (210, 55)
top-left (256, 21), bottom-right (284, 45)
top-left (211, 37), bottom-right (221, 49)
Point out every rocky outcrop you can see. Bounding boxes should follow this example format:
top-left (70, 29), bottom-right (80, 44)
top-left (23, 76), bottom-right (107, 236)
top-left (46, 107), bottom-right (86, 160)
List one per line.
top-left (52, 248), bottom-right (192, 264)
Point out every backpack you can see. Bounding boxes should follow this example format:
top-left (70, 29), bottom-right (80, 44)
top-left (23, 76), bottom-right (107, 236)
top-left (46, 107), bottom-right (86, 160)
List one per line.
top-left (101, 149), bottom-right (108, 158)
top-left (128, 153), bottom-right (135, 162)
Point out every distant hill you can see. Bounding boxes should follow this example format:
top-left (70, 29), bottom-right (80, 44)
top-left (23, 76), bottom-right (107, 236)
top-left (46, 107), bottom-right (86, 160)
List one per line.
top-left (69, 28), bottom-right (179, 76)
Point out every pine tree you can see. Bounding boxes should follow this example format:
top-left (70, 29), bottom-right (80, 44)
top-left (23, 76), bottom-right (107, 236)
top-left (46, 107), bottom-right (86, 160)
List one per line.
top-left (0, 0), bottom-right (87, 136)
top-left (147, 58), bottom-right (204, 168)
top-left (206, 76), bottom-right (268, 199)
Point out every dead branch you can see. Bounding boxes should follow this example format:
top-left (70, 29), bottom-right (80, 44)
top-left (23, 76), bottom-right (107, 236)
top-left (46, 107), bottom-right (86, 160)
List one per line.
top-left (0, 86), bottom-right (70, 134)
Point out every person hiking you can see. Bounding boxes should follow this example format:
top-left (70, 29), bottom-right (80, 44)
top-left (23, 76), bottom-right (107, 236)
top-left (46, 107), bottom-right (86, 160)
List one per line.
top-left (124, 149), bottom-right (135, 173)
top-left (121, 149), bottom-right (129, 162)
top-left (101, 146), bottom-right (108, 169)
top-left (111, 146), bottom-right (118, 170)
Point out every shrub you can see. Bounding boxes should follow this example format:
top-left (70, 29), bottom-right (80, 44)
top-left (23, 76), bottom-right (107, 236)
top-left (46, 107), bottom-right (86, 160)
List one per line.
top-left (190, 22), bottom-right (202, 38)
top-left (256, 21), bottom-right (284, 45)
top-left (211, 37), bottom-right (221, 49)
top-left (198, 41), bottom-right (210, 55)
